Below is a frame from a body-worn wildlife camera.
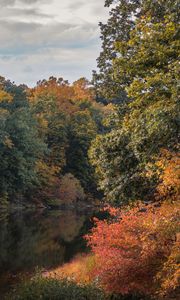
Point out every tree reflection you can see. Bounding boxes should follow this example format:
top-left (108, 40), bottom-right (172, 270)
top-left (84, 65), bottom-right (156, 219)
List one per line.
top-left (0, 207), bottom-right (94, 294)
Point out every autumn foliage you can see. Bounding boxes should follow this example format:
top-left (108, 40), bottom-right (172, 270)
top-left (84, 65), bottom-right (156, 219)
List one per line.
top-left (46, 254), bottom-right (95, 285)
top-left (86, 201), bottom-right (180, 299)
top-left (156, 150), bottom-right (180, 201)
top-left (45, 150), bottom-right (180, 299)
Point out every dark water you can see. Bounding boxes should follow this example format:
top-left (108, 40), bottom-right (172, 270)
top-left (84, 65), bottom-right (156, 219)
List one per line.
top-left (0, 207), bottom-right (100, 296)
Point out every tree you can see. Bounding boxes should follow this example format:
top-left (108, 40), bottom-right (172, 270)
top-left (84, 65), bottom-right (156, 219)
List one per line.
top-left (65, 110), bottom-right (98, 191)
top-left (90, 5), bottom-right (180, 204)
top-left (58, 173), bottom-right (85, 204)
top-left (72, 78), bottom-right (94, 102)
top-left (29, 77), bottom-right (71, 176)
top-left (0, 79), bottom-right (46, 201)
top-left (156, 150), bottom-right (180, 201)
top-left (93, 0), bottom-right (179, 102)
top-left (29, 77), bottom-right (103, 195)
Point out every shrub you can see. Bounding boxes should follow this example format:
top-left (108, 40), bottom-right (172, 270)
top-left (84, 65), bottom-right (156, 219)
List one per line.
top-left (86, 202), bottom-right (180, 299)
top-left (58, 173), bottom-right (85, 204)
top-left (6, 275), bottom-right (105, 300)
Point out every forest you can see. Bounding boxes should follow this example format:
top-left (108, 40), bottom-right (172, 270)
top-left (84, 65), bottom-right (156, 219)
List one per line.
top-left (0, 0), bottom-right (179, 299)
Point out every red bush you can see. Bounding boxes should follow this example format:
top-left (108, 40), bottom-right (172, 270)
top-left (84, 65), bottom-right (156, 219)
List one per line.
top-left (86, 202), bottom-right (180, 298)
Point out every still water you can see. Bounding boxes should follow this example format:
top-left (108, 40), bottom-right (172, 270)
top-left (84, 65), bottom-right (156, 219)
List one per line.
top-left (0, 207), bottom-right (101, 296)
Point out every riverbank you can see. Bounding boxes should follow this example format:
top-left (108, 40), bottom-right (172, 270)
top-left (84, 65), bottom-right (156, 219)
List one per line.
top-left (0, 205), bottom-right (105, 298)
top-left (0, 196), bottom-right (102, 213)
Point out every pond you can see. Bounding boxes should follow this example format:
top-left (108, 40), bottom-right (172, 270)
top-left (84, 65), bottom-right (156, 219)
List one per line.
top-left (0, 207), bottom-right (103, 297)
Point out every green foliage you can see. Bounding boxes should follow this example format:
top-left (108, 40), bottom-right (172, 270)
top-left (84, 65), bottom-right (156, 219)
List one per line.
top-left (0, 80), bottom-right (46, 200)
top-left (0, 75), bottom-right (104, 204)
top-left (65, 110), bottom-right (98, 190)
top-left (30, 84), bottom-right (69, 172)
top-left (6, 275), bottom-right (146, 300)
top-left (29, 78), bottom-right (104, 196)
top-left (93, 0), bottom-right (179, 102)
top-left (89, 130), bottom-right (149, 204)
top-left (90, 2), bottom-right (179, 204)
top-left (7, 276), bottom-right (106, 300)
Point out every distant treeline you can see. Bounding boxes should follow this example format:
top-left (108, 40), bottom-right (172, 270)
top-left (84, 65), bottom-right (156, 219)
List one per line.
top-left (0, 76), bottom-right (109, 205)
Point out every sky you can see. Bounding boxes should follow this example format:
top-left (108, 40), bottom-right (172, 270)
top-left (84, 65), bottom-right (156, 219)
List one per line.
top-left (0, 0), bottom-right (109, 87)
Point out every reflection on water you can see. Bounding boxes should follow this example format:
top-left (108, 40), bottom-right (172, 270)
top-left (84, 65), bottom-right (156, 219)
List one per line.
top-left (0, 207), bottom-right (97, 295)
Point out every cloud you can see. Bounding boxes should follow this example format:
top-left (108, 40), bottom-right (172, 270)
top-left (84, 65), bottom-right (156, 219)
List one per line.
top-left (0, 0), bottom-right (109, 86)
top-left (0, 43), bottom-right (101, 85)
top-left (2, 7), bottom-right (51, 18)
top-left (0, 0), bottom-right (47, 6)
top-left (19, 0), bottom-right (43, 3)
top-left (0, 0), bottom-right (15, 6)
top-left (0, 19), bottom-right (98, 54)
top-left (68, 1), bottom-right (85, 11)
top-left (23, 65), bottom-right (33, 73)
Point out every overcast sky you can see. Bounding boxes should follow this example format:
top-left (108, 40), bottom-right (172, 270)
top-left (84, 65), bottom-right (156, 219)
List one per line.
top-left (0, 0), bottom-right (109, 87)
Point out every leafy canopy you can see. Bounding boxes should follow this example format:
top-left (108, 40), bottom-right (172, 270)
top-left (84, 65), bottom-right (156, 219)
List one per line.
top-left (90, 3), bottom-right (180, 204)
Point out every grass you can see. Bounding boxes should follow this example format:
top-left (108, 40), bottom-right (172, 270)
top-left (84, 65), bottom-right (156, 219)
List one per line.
top-left (6, 275), bottom-right (106, 300)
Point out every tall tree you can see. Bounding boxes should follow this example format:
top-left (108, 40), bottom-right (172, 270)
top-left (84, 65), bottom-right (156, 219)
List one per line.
top-left (92, 0), bottom-right (180, 102)
top-left (65, 109), bottom-right (98, 191)
top-left (90, 2), bottom-right (180, 204)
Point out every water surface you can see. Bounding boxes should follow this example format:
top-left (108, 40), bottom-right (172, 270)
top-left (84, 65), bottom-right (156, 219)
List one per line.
top-left (0, 207), bottom-right (99, 296)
